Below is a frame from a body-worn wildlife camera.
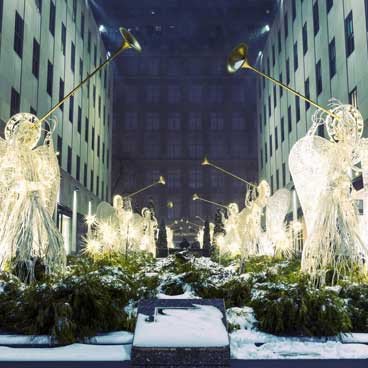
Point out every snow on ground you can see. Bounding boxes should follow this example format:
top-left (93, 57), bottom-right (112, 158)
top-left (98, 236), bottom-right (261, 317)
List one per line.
top-left (87, 331), bottom-right (133, 345)
top-left (0, 344), bottom-right (131, 361)
top-left (156, 290), bottom-right (199, 299)
top-left (230, 340), bottom-right (368, 359)
top-left (133, 304), bottom-right (229, 348)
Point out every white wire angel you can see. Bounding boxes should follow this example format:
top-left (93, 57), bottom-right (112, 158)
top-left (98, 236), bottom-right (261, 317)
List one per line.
top-left (222, 203), bottom-right (242, 256)
top-left (289, 100), bottom-right (368, 285)
top-left (141, 207), bottom-right (158, 255)
top-left (0, 113), bottom-right (65, 281)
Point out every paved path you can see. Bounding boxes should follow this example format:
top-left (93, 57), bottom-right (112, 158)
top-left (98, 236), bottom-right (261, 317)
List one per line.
top-left (1, 360), bottom-right (368, 368)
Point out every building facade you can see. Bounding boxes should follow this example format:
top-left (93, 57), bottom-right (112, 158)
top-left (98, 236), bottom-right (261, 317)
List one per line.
top-left (0, 0), bottom-right (113, 252)
top-left (109, 0), bottom-right (275, 240)
top-left (257, 0), bottom-right (368, 202)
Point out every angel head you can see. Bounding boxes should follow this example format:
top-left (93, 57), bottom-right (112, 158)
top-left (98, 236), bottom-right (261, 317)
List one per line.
top-left (228, 202), bottom-right (239, 216)
top-left (5, 113), bottom-right (42, 149)
top-left (113, 195), bottom-right (123, 210)
top-left (256, 180), bottom-right (271, 207)
top-left (142, 207), bottom-right (151, 219)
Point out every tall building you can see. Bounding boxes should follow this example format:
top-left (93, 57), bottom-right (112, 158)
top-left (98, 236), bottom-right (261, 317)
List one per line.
top-left (257, 0), bottom-right (368, 211)
top-left (103, 0), bottom-right (275, 241)
top-left (0, 0), bottom-right (113, 252)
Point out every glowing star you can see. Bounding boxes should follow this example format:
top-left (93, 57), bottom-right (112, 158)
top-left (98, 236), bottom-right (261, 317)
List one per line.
top-left (85, 214), bottom-right (97, 227)
top-left (0, 113), bottom-right (65, 281)
top-left (289, 100), bottom-right (368, 285)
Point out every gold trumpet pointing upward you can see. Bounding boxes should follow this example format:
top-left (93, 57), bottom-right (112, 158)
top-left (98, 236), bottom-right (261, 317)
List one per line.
top-left (201, 156), bottom-right (255, 187)
top-left (192, 193), bottom-right (228, 210)
top-left (126, 176), bottom-right (166, 198)
top-left (37, 27), bottom-right (141, 127)
top-left (227, 43), bottom-right (340, 121)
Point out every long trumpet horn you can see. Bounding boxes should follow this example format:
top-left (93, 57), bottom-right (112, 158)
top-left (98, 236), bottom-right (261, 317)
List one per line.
top-left (37, 27), bottom-right (141, 126)
top-left (227, 43), bottom-right (340, 120)
top-left (192, 193), bottom-right (228, 210)
top-left (201, 156), bottom-right (255, 187)
top-left (126, 176), bottom-right (166, 198)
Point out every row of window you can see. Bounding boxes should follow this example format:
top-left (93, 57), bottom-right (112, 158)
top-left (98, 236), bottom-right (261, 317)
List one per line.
top-left (57, 135), bottom-right (109, 198)
top-left (124, 111), bottom-right (247, 131)
top-left (260, 2), bottom-right (355, 101)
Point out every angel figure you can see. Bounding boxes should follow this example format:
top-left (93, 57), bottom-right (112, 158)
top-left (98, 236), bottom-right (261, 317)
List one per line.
top-left (166, 225), bottom-right (175, 249)
top-left (238, 180), bottom-right (270, 261)
top-left (223, 203), bottom-right (241, 256)
top-left (263, 188), bottom-right (292, 257)
top-left (289, 100), bottom-right (368, 285)
top-left (0, 113), bottom-right (65, 282)
top-left (141, 207), bottom-right (157, 255)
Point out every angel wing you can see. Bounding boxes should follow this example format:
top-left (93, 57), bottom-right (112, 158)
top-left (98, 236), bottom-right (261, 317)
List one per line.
top-left (96, 201), bottom-right (119, 227)
top-left (289, 135), bottom-right (338, 237)
top-left (0, 137), bottom-right (16, 204)
top-left (266, 188), bottom-right (290, 234)
top-left (33, 136), bottom-right (60, 215)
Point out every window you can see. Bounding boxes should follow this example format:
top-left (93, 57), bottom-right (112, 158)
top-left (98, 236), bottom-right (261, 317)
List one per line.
top-left (94, 45), bottom-right (97, 66)
top-left (10, 87), bottom-right (20, 116)
top-left (47, 61), bottom-right (53, 96)
top-left (286, 58), bottom-right (290, 84)
top-left (327, 0), bottom-right (333, 13)
top-left (57, 136), bottom-right (62, 165)
top-left (77, 106), bottom-right (81, 133)
top-left (267, 58), bottom-right (270, 76)
top-left (168, 170), bottom-right (181, 189)
top-left (313, 1), bottom-right (319, 36)
top-left (93, 85), bottom-right (96, 107)
top-left (345, 11), bottom-right (354, 57)
top-left (72, 0), bottom-right (77, 20)
top-left (189, 85), bottom-right (202, 103)
top-left (271, 175), bottom-right (274, 194)
top-left (260, 150), bottom-right (263, 169)
top-left (303, 22), bottom-right (308, 55)
top-left (278, 29), bottom-right (281, 53)
top-left (349, 87), bottom-right (358, 108)
top-left (281, 117), bottom-right (285, 142)
top-left (305, 78), bottom-right (310, 110)
top-left (76, 155), bottom-right (80, 181)
top-left (87, 31), bottom-right (91, 53)
top-left (210, 113), bottom-right (224, 130)
top-left (189, 169), bottom-right (202, 189)
top-left (98, 96), bottom-right (101, 117)
top-left (14, 12), bottom-right (24, 57)
top-left (146, 112), bottom-right (159, 130)
top-left (189, 112), bottom-right (202, 130)
top-left (32, 39), bottom-right (40, 78)
top-left (69, 96), bottom-right (74, 123)
top-left (97, 135), bottom-right (100, 157)
top-left (90, 170), bottom-right (94, 192)
top-left (263, 105), bottom-right (267, 126)
top-left (81, 13), bottom-right (85, 39)
top-left (211, 172), bottom-right (225, 188)
top-left (83, 164), bottom-right (87, 187)
top-left (279, 73), bottom-right (283, 96)
top-left (124, 112), bottom-right (138, 129)
top-left (59, 78), bottom-right (64, 110)
top-left (282, 163), bottom-right (286, 186)
top-left (295, 96), bottom-right (300, 122)
top-left (328, 38), bottom-right (336, 79)
top-left (35, 0), bottom-right (42, 12)
top-left (265, 142), bottom-right (268, 163)
top-left (107, 149), bottom-right (109, 169)
top-left (316, 60), bottom-right (322, 95)
top-left (259, 114), bottom-right (262, 133)
top-left (288, 106), bottom-right (292, 132)
top-left (49, 1), bottom-right (55, 36)
top-left (268, 95), bottom-right (271, 116)
top-left (146, 85), bottom-right (160, 103)
top-left (79, 59), bottom-right (83, 81)
top-left (168, 113), bottom-right (180, 130)
top-left (209, 86), bottom-right (223, 103)
top-left (293, 42), bottom-right (298, 71)
top-left (71, 42), bottom-right (75, 72)
top-left (292, 0), bottom-right (296, 21)
top-left (0, 0), bottom-right (3, 34)
top-left (272, 45), bottom-right (275, 66)
top-left (67, 146), bottom-right (72, 174)
top-left (61, 23), bottom-right (66, 55)
top-left (284, 12), bottom-right (288, 39)
top-left (275, 127), bottom-right (278, 151)
top-left (273, 85), bottom-right (277, 107)
top-left (91, 127), bottom-right (95, 150)
top-left (85, 117), bottom-right (89, 142)
top-left (168, 85), bottom-right (181, 103)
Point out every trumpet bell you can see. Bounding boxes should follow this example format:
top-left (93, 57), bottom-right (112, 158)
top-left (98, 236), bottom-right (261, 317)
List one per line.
top-left (119, 27), bottom-right (142, 52)
top-left (227, 43), bottom-right (250, 74)
top-left (201, 156), bottom-right (210, 166)
top-left (193, 193), bottom-right (199, 201)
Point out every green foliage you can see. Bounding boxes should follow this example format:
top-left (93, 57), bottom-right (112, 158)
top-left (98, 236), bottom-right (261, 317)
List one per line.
top-left (341, 284), bottom-right (368, 332)
top-left (251, 279), bottom-right (351, 337)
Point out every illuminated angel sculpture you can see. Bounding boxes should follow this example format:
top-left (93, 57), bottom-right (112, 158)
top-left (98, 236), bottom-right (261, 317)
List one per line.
top-left (263, 188), bottom-right (292, 257)
top-left (0, 113), bottom-right (66, 281)
top-left (238, 180), bottom-right (270, 261)
top-left (289, 100), bottom-right (368, 285)
top-left (222, 203), bottom-right (241, 256)
top-left (141, 207), bottom-right (158, 255)
top-left (166, 226), bottom-right (174, 249)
